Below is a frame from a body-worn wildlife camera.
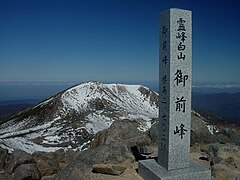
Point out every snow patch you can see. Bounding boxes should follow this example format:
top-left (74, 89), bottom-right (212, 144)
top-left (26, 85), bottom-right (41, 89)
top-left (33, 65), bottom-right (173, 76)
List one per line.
top-left (0, 137), bottom-right (62, 154)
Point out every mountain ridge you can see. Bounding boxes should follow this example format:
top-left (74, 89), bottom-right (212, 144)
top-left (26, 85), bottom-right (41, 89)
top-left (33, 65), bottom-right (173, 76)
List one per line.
top-left (0, 81), bottom-right (158, 153)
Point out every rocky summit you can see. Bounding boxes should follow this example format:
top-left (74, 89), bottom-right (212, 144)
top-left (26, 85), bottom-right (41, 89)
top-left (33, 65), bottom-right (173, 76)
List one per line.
top-left (0, 81), bottom-right (158, 153)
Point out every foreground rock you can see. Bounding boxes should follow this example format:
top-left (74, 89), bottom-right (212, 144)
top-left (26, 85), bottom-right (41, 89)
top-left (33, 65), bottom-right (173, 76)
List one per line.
top-left (190, 142), bottom-right (240, 180)
top-left (0, 171), bottom-right (12, 180)
top-left (208, 143), bottom-right (240, 166)
top-left (85, 168), bottom-right (143, 180)
top-left (55, 120), bottom-right (148, 179)
top-left (218, 128), bottom-right (240, 145)
top-left (208, 143), bottom-right (240, 179)
top-left (3, 149), bottom-right (40, 179)
top-left (0, 148), bottom-right (76, 180)
top-left (5, 149), bottom-right (35, 174)
top-left (13, 163), bottom-right (40, 180)
top-left (0, 148), bottom-right (8, 170)
top-left (33, 149), bottom-right (75, 177)
top-left (211, 163), bottom-right (239, 180)
top-left (92, 163), bottom-right (126, 175)
top-left (191, 112), bottom-right (217, 145)
top-left (90, 119), bottom-right (151, 148)
top-left (55, 142), bottom-right (135, 179)
top-left (1, 116), bottom-right (239, 180)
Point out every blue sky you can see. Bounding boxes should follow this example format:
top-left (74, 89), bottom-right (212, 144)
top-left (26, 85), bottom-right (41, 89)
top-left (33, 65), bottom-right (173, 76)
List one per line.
top-left (0, 0), bottom-right (240, 83)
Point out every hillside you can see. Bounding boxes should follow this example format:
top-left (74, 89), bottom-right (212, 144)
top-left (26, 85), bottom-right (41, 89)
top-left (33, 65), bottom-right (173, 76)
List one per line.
top-left (0, 81), bottom-right (158, 153)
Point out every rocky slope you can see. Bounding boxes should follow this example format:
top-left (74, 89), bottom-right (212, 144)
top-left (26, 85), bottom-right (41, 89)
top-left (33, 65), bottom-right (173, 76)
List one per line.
top-left (1, 118), bottom-right (239, 180)
top-left (0, 81), bottom-right (158, 153)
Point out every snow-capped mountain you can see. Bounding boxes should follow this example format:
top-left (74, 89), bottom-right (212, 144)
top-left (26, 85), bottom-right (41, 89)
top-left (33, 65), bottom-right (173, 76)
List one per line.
top-left (0, 81), bottom-right (158, 153)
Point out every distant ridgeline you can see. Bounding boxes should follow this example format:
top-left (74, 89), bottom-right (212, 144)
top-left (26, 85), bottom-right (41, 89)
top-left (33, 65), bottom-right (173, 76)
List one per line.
top-left (0, 87), bottom-right (239, 125)
top-left (0, 99), bottom-right (40, 118)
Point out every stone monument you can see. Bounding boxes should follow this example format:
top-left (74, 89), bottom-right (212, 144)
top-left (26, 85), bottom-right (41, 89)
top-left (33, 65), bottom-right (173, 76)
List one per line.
top-left (139, 8), bottom-right (211, 179)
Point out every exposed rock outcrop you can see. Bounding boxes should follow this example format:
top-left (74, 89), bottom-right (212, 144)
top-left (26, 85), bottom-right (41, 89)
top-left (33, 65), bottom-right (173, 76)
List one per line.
top-left (2, 149), bottom-right (40, 179)
top-left (208, 143), bottom-right (240, 179)
top-left (13, 163), bottom-right (40, 180)
top-left (219, 128), bottom-right (240, 145)
top-left (0, 147), bottom-right (8, 170)
top-left (33, 149), bottom-right (76, 177)
top-left (90, 119), bottom-right (151, 148)
top-left (55, 120), bottom-right (149, 179)
top-left (0, 112), bottom-right (239, 180)
top-left (5, 149), bottom-right (35, 174)
top-left (92, 163), bottom-right (126, 175)
top-left (55, 142), bottom-right (134, 180)
top-left (191, 112), bottom-right (217, 145)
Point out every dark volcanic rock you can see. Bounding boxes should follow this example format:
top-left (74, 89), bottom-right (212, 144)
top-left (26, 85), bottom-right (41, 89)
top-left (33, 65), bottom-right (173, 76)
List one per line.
top-left (211, 163), bottom-right (238, 180)
top-left (90, 119), bottom-right (151, 148)
top-left (92, 163), bottom-right (126, 175)
top-left (208, 143), bottom-right (240, 165)
top-left (191, 112), bottom-right (217, 145)
top-left (13, 163), bottom-right (40, 180)
top-left (0, 148), bottom-right (8, 169)
top-left (40, 175), bottom-right (56, 180)
top-left (139, 145), bottom-right (153, 155)
top-left (208, 143), bottom-right (240, 179)
top-left (55, 167), bottom-right (86, 180)
top-left (148, 122), bottom-right (157, 144)
top-left (55, 120), bottom-right (148, 179)
top-left (138, 86), bottom-right (159, 106)
top-left (55, 142), bottom-right (135, 180)
top-left (5, 149), bottom-right (35, 174)
top-left (33, 149), bottom-right (75, 177)
top-left (220, 128), bottom-right (240, 145)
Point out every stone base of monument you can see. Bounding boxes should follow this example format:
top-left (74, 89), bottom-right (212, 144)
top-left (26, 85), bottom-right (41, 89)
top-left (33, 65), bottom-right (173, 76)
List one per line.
top-left (139, 159), bottom-right (211, 180)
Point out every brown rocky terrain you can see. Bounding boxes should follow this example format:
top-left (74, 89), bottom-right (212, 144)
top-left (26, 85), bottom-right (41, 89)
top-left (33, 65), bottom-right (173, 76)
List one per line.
top-left (1, 113), bottom-right (240, 180)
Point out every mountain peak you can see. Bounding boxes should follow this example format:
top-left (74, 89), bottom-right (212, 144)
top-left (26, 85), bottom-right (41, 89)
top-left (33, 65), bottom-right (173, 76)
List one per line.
top-left (0, 81), bottom-right (158, 153)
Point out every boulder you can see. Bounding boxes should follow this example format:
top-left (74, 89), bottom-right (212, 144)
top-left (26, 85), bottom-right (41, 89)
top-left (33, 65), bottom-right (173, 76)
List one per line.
top-left (208, 143), bottom-right (240, 179)
top-left (33, 149), bottom-right (75, 177)
top-left (211, 163), bottom-right (239, 180)
top-left (59, 163), bottom-right (68, 171)
top-left (33, 152), bottom-right (58, 177)
top-left (90, 119), bottom-right (151, 149)
top-left (5, 149), bottom-right (35, 174)
top-left (208, 143), bottom-right (240, 165)
top-left (189, 144), bottom-right (211, 170)
top-left (55, 166), bottom-right (87, 180)
top-left (92, 163), bottom-right (126, 175)
top-left (13, 163), bottom-right (40, 180)
top-left (89, 119), bottom-right (151, 162)
top-left (139, 145), bottom-right (153, 155)
top-left (40, 174), bottom-right (56, 180)
top-left (0, 172), bottom-right (12, 180)
top-left (148, 121), bottom-right (158, 144)
top-left (220, 128), bottom-right (240, 145)
top-left (55, 142), bottom-right (135, 180)
top-left (0, 148), bottom-right (8, 169)
top-left (191, 112), bottom-right (216, 145)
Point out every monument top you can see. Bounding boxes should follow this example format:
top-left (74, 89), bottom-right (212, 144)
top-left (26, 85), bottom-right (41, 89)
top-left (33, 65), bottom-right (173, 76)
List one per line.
top-left (160, 8), bottom-right (192, 14)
